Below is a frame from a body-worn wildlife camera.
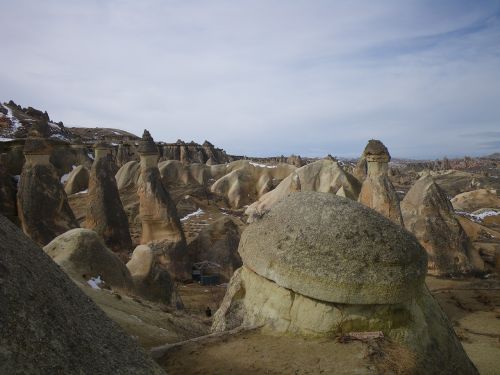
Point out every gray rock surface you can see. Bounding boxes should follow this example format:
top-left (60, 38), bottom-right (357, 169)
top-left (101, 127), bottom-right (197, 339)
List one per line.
top-left (0, 214), bottom-right (165, 375)
top-left (240, 192), bottom-right (427, 304)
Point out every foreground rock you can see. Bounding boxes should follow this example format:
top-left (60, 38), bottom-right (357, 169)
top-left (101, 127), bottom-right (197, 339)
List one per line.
top-left (245, 159), bottom-right (360, 221)
top-left (357, 140), bottom-right (403, 225)
top-left (213, 192), bottom-right (478, 374)
top-left (17, 128), bottom-right (79, 246)
top-left (0, 153), bottom-right (17, 222)
top-left (401, 175), bottom-right (484, 275)
top-left (0, 214), bottom-right (164, 374)
top-left (43, 228), bottom-right (134, 292)
top-left (84, 140), bottom-right (132, 256)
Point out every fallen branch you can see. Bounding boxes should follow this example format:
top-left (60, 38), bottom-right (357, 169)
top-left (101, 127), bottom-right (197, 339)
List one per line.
top-left (150, 324), bottom-right (262, 359)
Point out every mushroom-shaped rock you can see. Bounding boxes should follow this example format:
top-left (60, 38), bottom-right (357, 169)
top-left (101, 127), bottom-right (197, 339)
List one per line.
top-left (241, 192), bottom-right (426, 304)
top-left (43, 228), bottom-right (134, 292)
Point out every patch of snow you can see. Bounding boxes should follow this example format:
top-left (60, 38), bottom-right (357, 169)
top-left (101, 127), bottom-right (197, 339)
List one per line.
top-left (249, 161), bottom-right (277, 169)
top-left (60, 165), bottom-right (76, 184)
top-left (1, 104), bottom-right (22, 130)
top-left (456, 210), bottom-right (500, 222)
top-left (0, 137), bottom-right (14, 142)
top-left (87, 276), bottom-right (103, 289)
top-left (13, 175), bottom-right (20, 187)
top-left (75, 189), bottom-right (88, 195)
top-left (396, 190), bottom-right (405, 194)
top-left (50, 133), bottom-right (70, 141)
top-left (180, 208), bottom-right (204, 222)
top-left (87, 152), bottom-right (94, 160)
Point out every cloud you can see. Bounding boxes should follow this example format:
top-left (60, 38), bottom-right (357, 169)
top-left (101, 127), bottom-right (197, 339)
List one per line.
top-left (1, 0), bottom-right (500, 159)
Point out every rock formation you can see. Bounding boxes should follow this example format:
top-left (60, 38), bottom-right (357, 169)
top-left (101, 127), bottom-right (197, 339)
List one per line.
top-left (0, 153), bottom-right (17, 222)
top-left (213, 192), bottom-right (478, 374)
top-left (245, 159), bottom-right (361, 221)
top-left (211, 160), bottom-right (297, 208)
top-left (401, 175), bottom-right (484, 275)
top-left (126, 244), bottom-right (175, 304)
top-left (84, 139), bottom-right (132, 256)
top-left (70, 136), bottom-right (92, 169)
top-left (116, 141), bottom-right (134, 167)
top-left (161, 139), bottom-right (231, 164)
top-left (137, 130), bottom-right (186, 245)
top-left (451, 189), bottom-right (500, 212)
top-left (63, 164), bottom-right (89, 195)
top-left (357, 140), bottom-right (404, 225)
top-left (43, 228), bottom-right (134, 292)
top-left (0, 214), bottom-right (165, 374)
top-left (17, 127), bottom-right (79, 246)
top-left (187, 216), bottom-right (243, 282)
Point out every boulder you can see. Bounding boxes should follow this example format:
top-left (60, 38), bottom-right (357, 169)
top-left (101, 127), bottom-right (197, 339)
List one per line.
top-left (212, 192), bottom-right (478, 375)
top-left (451, 189), bottom-right (500, 212)
top-left (245, 159), bottom-right (360, 221)
top-left (0, 214), bottom-right (165, 374)
top-left (116, 160), bottom-right (140, 190)
top-left (401, 175), bottom-right (484, 275)
top-left (126, 244), bottom-right (174, 303)
top-left (63, 165), bottom-right (89, 195)
top-left (187, 216), bottom-right (243, 282)
top-left (43, 228), bottom-right (134, 292)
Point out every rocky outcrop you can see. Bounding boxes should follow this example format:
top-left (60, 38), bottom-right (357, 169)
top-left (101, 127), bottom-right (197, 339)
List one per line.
top-left (126, 244), bottom-right (175, 303)
top-left (451, 189), bottom-right (500, 212)
top-left (0, 214), bottom-right (165, 375)
top-left (69, 137), bottom-right (93, 169)
top-left (211, 160), bottom-right (297, 209)
top-left (245, 159), bottom-right (361, 221)
top-left (401, 175), bottom-right (484, 275)
top-left (0, 153), bottom-right (17, 222)
top-left (358, 140), bottom-right (403, 225)
top-left (213, 192), bottom-right (478, 375)
top-left (137, 130), bottom-right (186, 245)
top-left (63, 165), bottom-right (89, 195)
top-left (84, 140), bottom-right (132, 256)
top-left (116, 160), bottom-right (141, 190)
top-left (43, 228), bottom-right (134, 292)
top-left (17, 130), bottom-right (79, 246)
top-left (116, 141), bottom-right (134, 167)
top-left (187, 216), bottom-right (243, 282)
top-left (161, 140), bottom-right (231, 165)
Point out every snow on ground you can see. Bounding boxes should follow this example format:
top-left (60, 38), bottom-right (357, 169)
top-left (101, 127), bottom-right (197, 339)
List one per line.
top-left (75, 189), bottom-right (88, 195)
top-left (0, 137), bottom-right (14, 142)
top-left (13, 175), bottom-right (20, 187)
top-left (1, 104), bottom-right (22, 131)
top-left (181, 208), bottom-right (204, 222)
top-left (87, 152), bottom-right (94, 160)
top-left (87, 276), bottom-right (103, 289)
top-left (249, 161), bottom-right (277, 169)
top-left (457, 210), bottom-right (500, 222)
top-left (60, 165), bottom-right (77, 184)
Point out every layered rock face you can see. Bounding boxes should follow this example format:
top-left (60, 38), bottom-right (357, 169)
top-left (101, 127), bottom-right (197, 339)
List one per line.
top-left (137, 130), bottom-right (186, 245)
top-left (116, 141), bottom-right (134, 167)
top-left (245, 159), bottom-right (361, 221)
top-left (84, 140), bottom-right (132, 256)
top-left (43, 228), bottom-right (134, 292)
top-left (17, 131), bottom-right (79, 246)
top-left (358, 140), bottom-right (403, 225)
top-left (213, 192), bottom-right (478, 374)
top-left (401, 175), bottom-right (484, 275)
top-left (70, 137), bottom-right (93, 169)
top-left (0, 214), bottom-right (165, 375)
top-left (161, 140), bottom-right (231, 165)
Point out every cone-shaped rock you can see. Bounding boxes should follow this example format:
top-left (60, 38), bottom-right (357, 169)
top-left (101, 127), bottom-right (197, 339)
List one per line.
top-left (401, 175), bottom-right (484, 275)
top-left (358, 139), bottom-right (403, 225)
top-left (17, 127), bottom-right (78, 246)
top-left (0, 214), bottom-right (165, 374)
top-left (84, 139), bottom-right (132, 256)
top-left (137, 130), bottom-right (186, 245)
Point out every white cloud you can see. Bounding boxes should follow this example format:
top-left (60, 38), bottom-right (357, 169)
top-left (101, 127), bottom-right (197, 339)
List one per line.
top-left (1, 0), bottom-right (500, 158)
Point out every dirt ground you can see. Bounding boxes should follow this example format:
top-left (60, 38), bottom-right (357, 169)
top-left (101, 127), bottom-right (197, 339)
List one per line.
top-left (426, 275), bottom-right (500, 375)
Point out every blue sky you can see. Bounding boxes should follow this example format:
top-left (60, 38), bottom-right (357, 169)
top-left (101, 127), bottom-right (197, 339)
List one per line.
top-left (1, 0), bottom-right (500, 158)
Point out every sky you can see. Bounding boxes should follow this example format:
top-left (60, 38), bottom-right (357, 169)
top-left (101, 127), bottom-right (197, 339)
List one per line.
top-left (1, 0), bottom-right (500, 159)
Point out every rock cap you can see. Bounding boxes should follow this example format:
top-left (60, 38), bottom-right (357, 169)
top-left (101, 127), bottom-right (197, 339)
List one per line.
top-left (363, 139), bottom-right (390, 163)
top-left (239, 192), bottom-right (427, 304)
top-left (137, 129), bottom-right (158, 155)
